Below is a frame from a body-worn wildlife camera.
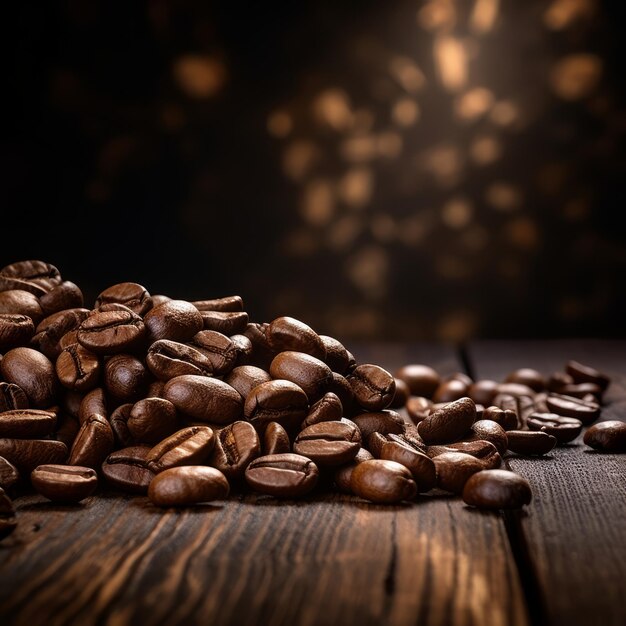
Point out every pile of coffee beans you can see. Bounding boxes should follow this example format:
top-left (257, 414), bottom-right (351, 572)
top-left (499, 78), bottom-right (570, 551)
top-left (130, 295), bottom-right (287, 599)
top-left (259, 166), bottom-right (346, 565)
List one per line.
top-left (0, 260), bottom-right (623, 540)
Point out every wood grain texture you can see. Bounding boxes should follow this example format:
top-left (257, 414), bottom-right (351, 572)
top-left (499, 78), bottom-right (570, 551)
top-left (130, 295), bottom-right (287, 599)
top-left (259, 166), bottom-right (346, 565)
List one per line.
top-left (469, 339), bottom-right (626, 626)
top-left (0, 344), bottom-right (528, 626)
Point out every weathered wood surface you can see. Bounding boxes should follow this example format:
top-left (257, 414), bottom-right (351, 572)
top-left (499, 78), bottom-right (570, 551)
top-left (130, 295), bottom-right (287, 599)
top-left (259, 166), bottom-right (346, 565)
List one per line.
top-left (0, 344), bottom-right (528, 626)
top-left (469, 340), bottom-right (626, 626)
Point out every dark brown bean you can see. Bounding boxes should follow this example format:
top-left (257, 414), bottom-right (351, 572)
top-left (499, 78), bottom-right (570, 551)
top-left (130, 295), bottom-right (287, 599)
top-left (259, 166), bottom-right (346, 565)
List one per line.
top-left (39, 281), bottom-right (84, 316)
top-left (0, 456), bottom-right (20, 491)
top-left (144, 300), bottom-right (203, 343)
top-left (55, 344), bottom-right (100, 392)
top-left (394, 364), bottom-right (441, 398)
top-left (77, 310), bottom-right (146, 354)
top-left (127, 398), bottom-right (178, 444)
top-left (328, 372), bottom-right (354, 415)
top-left (69, 414), bottom-right (114, 469)
top-left (348, 363), bottom-right (395, 411)
top-left (244, 379), bottom-right (309, 434)
top-left (482, 406), bottom-right (518, 431)
top-left (467, 380), bottom-right (499, 406)
top-left (319, 335), bottom-right (352, 374)
top-left (0, 260), bottom-right (61, 291)
top-left (333, 448), bottom-right (373, 494)
top-left (0, 290), bottom-right (44, 322)
top-left (546, 393), bottom-right (600, 424)
top-left (417, 397), bottom-right (476, 444)
top-left (433, 379), bottom-right (468, 403)
top-left (294, 420), bottom-right (361, 466)
top-left (0, 347), bottom-right (58, 408)
top-left (192, 295), bottom-right (243, 312)
top-left (101, 446), bottom-right (154, 494)
top-left (463, 469), bottom-right (532, 509)
top-left (209, 421), bottom-right (261, 479)
top-left (0, 383), bottom-right (29, 413)
top-left (263, 422), bottom-right (291, 455)
top-left (351, 410), bottom-right (405, 440)
top-left (79, 387), bottom-right (108, 424)
top-left (433, 452), bottom-right (484, 494)
top-left (566, 360), bottom-right (610, 391)
top-left (496, 382), bottom-right (536, 399)
top-left (229, 333), bottom-right (253, 364)
top-left (379, 440), bottom-right (436, 492)
top-left (32, 308), bottom-right (90, 359)
top-left (267, 316), bottom-right (326, 360)
top-left (245, 453), bottom-right (319, 497)
top-left (504, 368), bottom-right (545, 392)
top-left (31, 464), bottom-right (97, 503)
top-left (189, 330), bottom-right (239, 375)
top-left (199, 311), bottom-right (249, 335)
top-left (466, 419), bottom-right (508, 455)
top-left (146, 339), bottom-right (214, 380)
top-left (270, 351), bottom-right (333, 403)
top-left (558, 383), bottom-right (602, 400)
top-left (527, 413), bottom-right (583, 444)
top-left (301, 392), bottom-right (343, 429)
top-left (350, 459), bottom-right (417, 504)
top-left (242, 323), bottom-right (276, 369)
top-left (148, 466), bottom-right (230, 506)
top-left (389, 379), bottom-right (410, 409)
top-left (506, 430), bottom-right (557, 456)
top-left (95, 282), bottom-right (153, 316)
top-left (0, 439), bottom-right (67, 473)
top-left (54, 412), bottom-right (80, 449)
top-left (0, 409), bottom-right (57, 438)
top-left (146, 426), bottom-right (215, 472)
top-left (426, 440), bottom-right (502, 469)
top-left (104, 354), bottom-right (150, 402)
top-left (0, 487), bottom-right (17, 539)
top-left (0, 314), bottom-right (35, 351)
top-left (406, 396), bottom-right (433, 424)
top-left (583, 420), bottom-right (626, 452)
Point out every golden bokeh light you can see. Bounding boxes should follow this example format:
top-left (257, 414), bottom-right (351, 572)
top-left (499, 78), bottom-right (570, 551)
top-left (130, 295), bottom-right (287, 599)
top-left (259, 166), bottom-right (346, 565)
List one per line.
top-left (377, 132), bottom-right (403, 158)
top-left (543, 0), bottom-right (596, 31)
top-left (485, 182), bottom-right (522, 211)
top-left (550, 54), bottom-right (603, 101)
top-left (505, 217), bottom-right (539, 249)
top-left (282, 141), bottom-right (319, 181)
top-left (340, 135), bottom-right (377, 163)
top-left (313, 89), bottom-right (354, 131)
top-left (392, 98), bottom-right (420, 127)
top-left (389, 57), bottom-right (426, 93)
top-left (267, 110), bottom-right (293, 138)
top-left (172, 55), bottom-right (226, 99)
top-left (470, 0), bottom-right (500, 34)
top-left (345, 245), bottom-right (389, 299)
top-left (300, 179), bottom-right (335, 226)
top-left (420, 144), bottom-right (463, 186)
top-left (337, 168), bottom-right (373, 209)
top-left (454, 87), bottom-right (495, 121)
top-left (433, 35), bottom-right (468, 92)
top-left (441, 197), bottom-right (473, 229)
top-left (470, 135), bottom-right (502, 165)
top-left (370, 214), bottom-right (397, 243)
top-left (327, 215), bottom-right (363, 251)
top-left (489, 100), bottom-right (520, 127)
top-left (418, 0), bottom-right (457, 33)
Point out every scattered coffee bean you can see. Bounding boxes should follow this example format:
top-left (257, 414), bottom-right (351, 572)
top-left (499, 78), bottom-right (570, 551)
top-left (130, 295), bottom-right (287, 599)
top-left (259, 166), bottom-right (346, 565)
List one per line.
top-left (263, 422), bottom-right (291, 455)
top-left (0, 456), bottom-right (20, 491)
top-left (31, 465), bottom-right (98, 503)
top-left (245, 453), bottom-right (319, 498)
top-left (0, 487), bottom-right (17, 539)
top-left (504, 368), bottom-right (545, 392)
top-left (55, 343), bottom-right (100, 392)
top-left (333, 447), bottom-right (373, 494)
top-left (209, 421), bottom-right (260, 479)
top-left (466, 419), bottom-right (508, 455)
top-left (426, 440), bottom-right (502, 469)
top-left (267, 316), bottom-right (326, 360)
top-left (0, 409), bottom-right (57, 438)
top-left (583, 421), bottom-right (626, 452)
top-left (467, 380), bottom-right (499, 406)
top-left (0, 314), bottom-right (35, 351)
top-left (144, 300), bottom-right (203, 343)
top-left (350, 459), bottom-right (417, 504)
top-left (506, 430), bottom-right (557, 456)
top-left (348, 364), bottom-right (395, 411)
top-left (352, 410), bottom-right (405, 440)
top-left (146, 426), bottom-right (215, 472)
top-left (69, 414), bottom-right (114, 469)
top-left (104, 354), bottom-right (150, 402)
top-left (294, 420), bottom-right (361, 466)
top-left (77, 309), bottom-right (146, 354)
top-left (128, 398), bottom-right (178, 444)
top-left (225, 365), bottom-right (272, 401)
top-left (394, 364), bottom-right (440, 398)
top-left (406, 396), bottom-right (433, 424)
top-left (0, 347), bottom-right (58, 408)
top-left (417, 397), bottom-right (476, 444)
top-left (244, 379), bottom-right (309, 434)
top-left (462, 469), bottom-right (532, 509)
top-left (95, 282), bottom-right (153, 316)
top-left (0, 439), bottom-right (68, 474)
top-left (270, 351), bottom-right (333, 403)
top-left (149, 466), bottom-right (230, 506)
top-left (301, 392), bottom-right (343, 429)
top-left (189, 330), bottom-right (239, 375)
top-left (0, 383), bottom-right (29, 413)
top-left (319, 335), bottom-right (352, 374)
top-left (527, 413), bottom-right (583, 444)
top-left (566, 360), bottom-right (610, 391)
top-left (433, 452), bottom-right (484, 494)
top-left (546, 393), bottom-right (600, 424)
top-left (433, 379), bottom-right (468, 403)
top-left (102, 446), bottom-right (154, 494)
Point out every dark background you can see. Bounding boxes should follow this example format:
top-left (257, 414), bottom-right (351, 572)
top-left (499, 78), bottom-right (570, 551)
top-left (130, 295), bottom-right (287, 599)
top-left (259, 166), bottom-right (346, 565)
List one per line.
top-left (2, 0), bottom-right (625, 341)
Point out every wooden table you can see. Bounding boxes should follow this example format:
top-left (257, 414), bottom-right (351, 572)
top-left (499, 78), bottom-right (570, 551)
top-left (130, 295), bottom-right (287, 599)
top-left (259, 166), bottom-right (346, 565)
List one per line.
top-left (0, 340), bottom-right (624, 626)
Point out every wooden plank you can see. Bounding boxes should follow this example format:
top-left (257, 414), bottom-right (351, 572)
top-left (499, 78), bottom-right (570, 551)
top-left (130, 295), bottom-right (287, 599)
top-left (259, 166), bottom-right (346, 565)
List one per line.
top-left (0, 344), bottom-right (528, 626)
top-left (468, 339), bottom-right (626, 626)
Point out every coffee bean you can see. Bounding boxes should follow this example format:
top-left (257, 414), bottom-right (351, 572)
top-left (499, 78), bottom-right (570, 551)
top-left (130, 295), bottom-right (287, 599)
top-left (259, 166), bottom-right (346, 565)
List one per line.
top-left (466, 419), bottom-right (508, 455)
top-left (225, 365), bottom-right (272, 400)
top-left (0, 409), bottom-right (57, 438)
top-left (32, 308), bottom-right (90, 359)
top-left (69, 414), bottom-right (114, 469)
top-left (350, 459), bottom-right (417, 504)
top-left (389, 378), bottom-right (410, 409)
top-left (79, 387), bottom-right (108, 424)
top-left (0, 439), bottom-right (67, 473)
top-left (583, 421), bottom-right (626, 452)
top-left (352, 410), bottom-right (405, 440)
top-left (148, 466), bottom-right (230, 506)
top-left (467, 380), bottom-right (499, 406)
top-left (263, 422), bottom-right (291, 455)
top-left (527, 413), bottom-right (583, 444)
top-left (394, 364), bottom-right (440, 398)
top-left (146, 339), bottom-right (214, 380)
top-left (0, 290), bottom-right (44, 322)
top-left (101, 446), bottom-right (154, 494)
top-left (189, 330), bottom-right (239, 374)
top-left (426, 440), bottom-right (502, 469)
top-left (77, 310), bottom-right (146, 354)
top-left (566, 360), bottom-right (610, 391)
top-left (209, 421), bottom-right (261, 479)
top-left (417, 397), bottom-right (476, 444)
top-left (433, 452), bottom-right (484, 494)
top-left (506, 430), bottom-right (557, 456)
top-left (39, 281), bottom-right (84, 316)
top-left (547, 371), bottom-right (573, 393)
top-left (406, 396), bottom-right (433, 424)
top-left (328, 372), bottom-right (354, 415)
top-left (199, 311), bottom-right (249, 335)
top-left (192, 295), bottom-right (243, 312)
top-left (0, 260), bottom-right (61, 292)
top-left (104, 354), bottom-right (150, 402)
top-left (270, 351), bottom-right (333, 403)
top-left (146, 426), bottom-right (215, 472)
top-left (333, 448), bottom-right (373, 494)
top-left (463, 469), bottom-right (532, 509)
top-left (496, 383), bottom-right (536, 399)
top-left (0, 383), bottom-right (29, 412)
top-left (54, 412), bottom-right (80, 449)
top-left (294, 420), bottom-right (361, 466)
top-left (301, 392), bottom-right (343, 429)
top-left (95, 282), bottom-right (153, 316)
top-left (245, 453), bottom-right (319, 497)
top-left (31, 464), bottom-right (98, 503)
top-left (482, 406), bottom-right (518, 431)
top-left (546, 393), bottom-right (600, 424)
top-left (244, 379), bottom-right (309, 434)
top-left (0, 487), bottom-right (17, 539)
top-left (55, 344), bottom-right (100, 392)
top-left (348, 364), bottom-right (395, 411)
top-left (128, 398), bottom-right (178, 444)
top-left (242, 323), bottom-right (276, 369)
top-left (229, 334), bottom-right (253, 364)
top-left (163, 375), bottom-right (243, 424)
top-left (0, 314), bottom-right (35, 351)
top-left (0, 347), bottom-right (58, 408)
top-left (267, 316), bottom-right (326, 360)
top-left (432, 379), bottom-right (469, 403)
top-left (144, 300), bottom-right (203, 343)
top-left (0, 456), bottom-right (20, 491)
top-left (504, 368), bottom-right (545, 392)
top-left (319, 335), bottom-right (352, 374)
top-left (558, 383), bottom-right (602, 400)
top-left (379, 440), bottom-right (436, 492)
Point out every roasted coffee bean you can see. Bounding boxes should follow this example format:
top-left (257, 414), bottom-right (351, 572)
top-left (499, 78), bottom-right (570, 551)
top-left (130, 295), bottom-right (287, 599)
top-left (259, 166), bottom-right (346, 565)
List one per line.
top-left (126, 398), bottom-right (178, 444)
top-left (394, 364), bottom-right (440, 398)
top-left (0, 409), bottom-right (57, 438)
top-left (463, 469), bottom-right (532, 509)
top-left (147, 380), bottom-right (166, 398)
top-left (0, 439), bottom-right (67, 473)
top-left (69, 414), bottom-right (114, 469)
top-left (0, 383), bottom-right (29, 412)
top-left (244, 379), bottom-right (309, 434)
top-left (389, 378), bottom-right (410, 409)
top-left (149, 466), bottom-right (230, 506)
top-left (144, 300), bottom-right (203, 343)
top-left (146, 339), bottom-right (214, 380)
top-left (352, 410), bottom-right (405, 440)
top-left (527, 413), bottom-right (583, 444)
top-left (558, 383), bottom-right (602, 400)
top-left (319, 335), bottom-right (352, 374)
top-left (263, 422), bottom-right (291, 455)
top-left (245, 453), bottom-right (319, 498)
top-left (0, 456), bottom-right (20, 491)
top-left (163, 375), bottom-right (242, 424)
top-left (433, 452), bottom-right (484, 494)
top-left (348, 364), bottom-right (395, 411)
top-left (39, 281), bottom-right (84, 316)
top-left (189, 330), bottom-right (239, 374)
top-left (350, 459), bottom-right (417, 504)
top-left (432, 378), bottom-right (468, 403)
top-left (267, 316), bottom-right (326, 360)
top-left (0, 314), bottom-right (34, 351)
top-left (301, 392), bottom-right (343, 429)
top-left (333, 448), bottom-right (373, 494)
top-left (427, 440), bottom-right (502, 469)
top-left (294, 420), bottom-right (361, 466)
top-left (365, 432), bottom-right (388, 458)
top-left (504, 368), bottom-right (545, 392)
top-left (242, 323), bottom-right (276, 369)
top-left (0, 289), bottom-right (44, 322)
top-left (379, 440), bottom-right (436, 492)
top-left (61, 390), bottom-right (82, 419)
top-left (467, 380), bottom-right (499, 406)
top-left (0, 260), bottom-right (61, 291)
top-left (102, 446), bottom-right (154, 494)
top-left (225, 365), bottom-right (272, 400)
top-left (95, 282), bottom-right (153, 316)
top-left (199, 311), bottom-right (249, 335)
top-left (328, 372), bottom-right (354, 415)
top-left (55, 344), bottom-right (100, 392)
top-left (209, 421), bottom-right (261, 479)
top-left (79, 387), bottom-right (107, 424)
top-left (54, 412), bottom-right (80, 449)
top-left (192, 295), bottom-right (243, 312)
top-left (583, 421), bottom-right (626, 452)
top-left (466, 420), bottom-right (508, 455)
top-left (146, 426), bottom-right (215, 472)
top-left (506, 430), bottom-right (557, 456)
top-left (482, 406), bottom-right (518, 431)
top-left (32, 308), bottom-right (90, 359)
top-left (566, 360), bottom-right (610, 391)
top-left (546, 393), bottom-right (600, 424)
top-left (389, 431), bottom-right (426, 453)
top-left (104, 354), bottom-right (150, 402)
top-left (547, 371), bottom-right (573, 393)
top-left (417, 397), bottom-right (476, 444)
top-left (496, 382), bottom-right (536, 399)
top-left (229, 334), bottom-right (253, 364)
top-left (406, 396), bottom-right (433, 424)
top-left (77, 310), bottom-right (146, 354)
top-left (270, 351), bottom-right (333, 403)
top-left (31, 464), bottom-right (97, 503)
top-left (0, 487), bottom-right (17, 539)
top-left (1, 347), bottom-right (58, 408)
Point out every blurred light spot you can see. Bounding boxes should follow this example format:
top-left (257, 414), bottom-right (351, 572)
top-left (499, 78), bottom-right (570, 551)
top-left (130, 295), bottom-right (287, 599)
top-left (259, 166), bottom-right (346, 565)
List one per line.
top-left (563, 197), bottom-right (590, 221)
top-left (434, 36), bottom-right (468, 92)
top-left (544, 0), bottom-right (595, 31)
top-left (352, 109), bottom-right (376, 134)
top-left (550, 54), bottom-right (602, 101)
top-left (436, 255), bottom-right (472, 279)
top-left (345, 245), bottom-right (389, 299)
top-left (300, 179), bottom-right (335, 226)
top-left (462, 226), bottom-right (488, 251)
top-left (327, 215), bottom-right (363, 251)
top-left (173, 55), bottom-right (226, 99)
top-left (455, 88), bottom-right (494, 121)
top-left (377, 132), bottom-right (403, 158)
top-left (470, 0), bottom-right (500, 34)
top-left (442, 197), bottom-right (473, 229)
top-left (536, 163), bottom-right (568, 195)
top-left (470, 135), bottom-right (501, 165)
top-left (485, 182), bottom-right (522, 211)
top-left (283, 230), bottom-right (319, 257)
top-left (283, 141), bottom-right (318, 181)
top-left (371, 214), bottom-right (397, 242)
top-left (437, 311), bottom-right (477, 341)
top-left (505, 217), bottom-right (539, 249)
top-left (331, 308), bottom-right (380, 339)
top-left (313, 89), bottom-right (354, 131)
top-left (392, 98), bottom-right (420, 127)
top-left (389, 57), bottom-right (426, 93)
top-left (341, 135), bottom-right (377, 162)
top-left (420, 144), bottom-right (464, 187)
top-left (267, 111), bottom-right (293, 138)
top-left (338, 168), bottom-right (373, 209)
top-left (160, 105), bottom-right (185, 131)
top-left (490, 100), bottom-right (520, 126)
top-left (418, 0), bottom-right (456, 32)
top-left (398, 214), bottom-right (431, 246)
